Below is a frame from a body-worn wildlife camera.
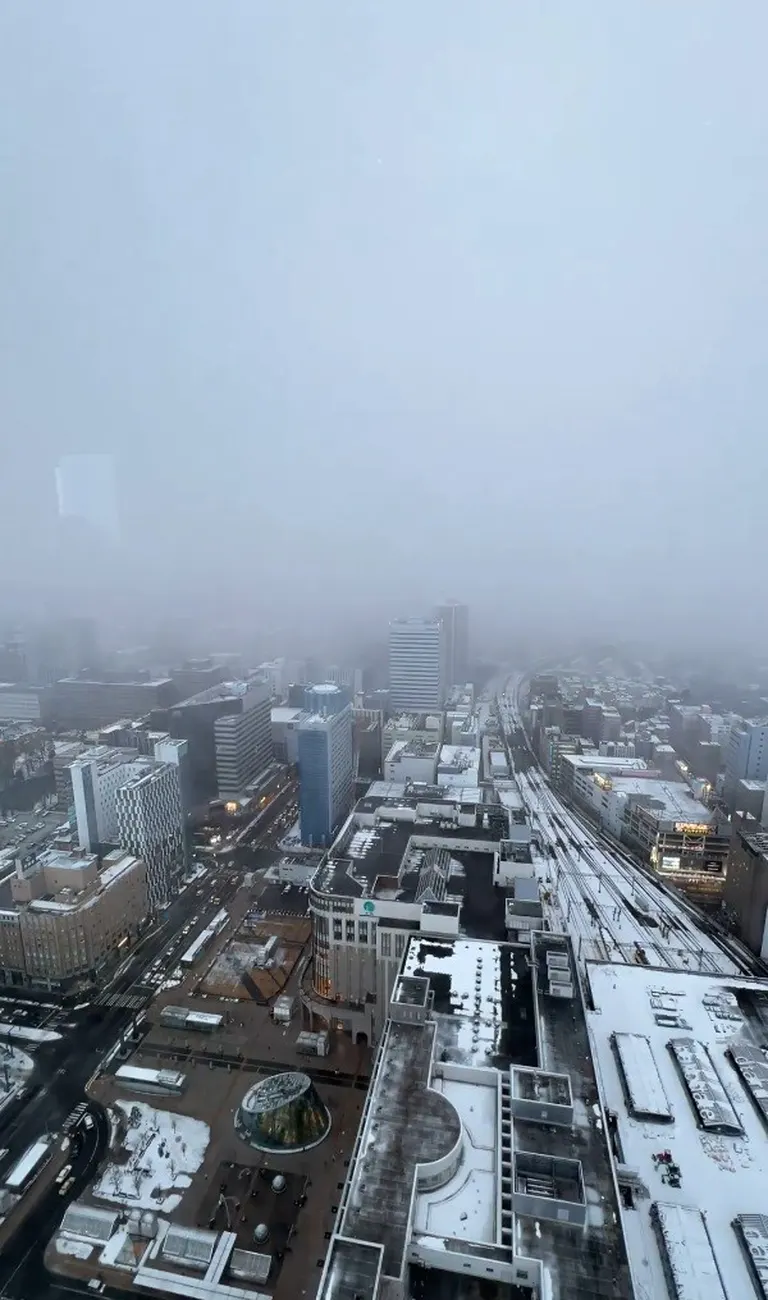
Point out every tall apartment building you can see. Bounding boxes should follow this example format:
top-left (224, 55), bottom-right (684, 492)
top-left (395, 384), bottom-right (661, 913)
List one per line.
top-left (435, 600), bottom-right (469, 686)
top-left (71, 746), bottom-right (138, 848)
top-left (723, 719), bottom-right (768, 810)
top-left (298, 685), bottom-right (354, 848)
top-left (70, 743), bottom-right (185, 907)
top-left (115, 762), bottom-right (184, 909)
top-left (0, 847), bottom-right (147, 990)
top-left (388, 617), bottom-right (447, 712)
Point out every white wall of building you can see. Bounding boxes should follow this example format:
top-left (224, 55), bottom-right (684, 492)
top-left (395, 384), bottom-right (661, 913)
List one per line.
top-left (383, 743), bottom-right (438, 785)
top-left (388, 618), bottom-right (447, 711)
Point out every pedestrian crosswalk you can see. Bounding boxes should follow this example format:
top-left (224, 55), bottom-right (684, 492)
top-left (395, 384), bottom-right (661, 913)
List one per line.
top-left (63, 1103), bottom-right (87, 1131)
top-left (94, 991), bottom-right (148, 1011)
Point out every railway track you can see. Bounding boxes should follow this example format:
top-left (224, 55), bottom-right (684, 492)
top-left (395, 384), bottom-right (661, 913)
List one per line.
top-left (502, 692), bottom-right (746, 977)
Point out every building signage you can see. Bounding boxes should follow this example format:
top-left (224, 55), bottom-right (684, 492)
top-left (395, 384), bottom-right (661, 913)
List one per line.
top-left (674, 822), bottom-right (710, 836)
top-left (361, 900), bottom-right (375, 915)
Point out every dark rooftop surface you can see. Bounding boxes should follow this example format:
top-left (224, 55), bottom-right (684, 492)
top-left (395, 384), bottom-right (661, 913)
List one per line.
top-left (410, 1267), bottom-right (528, 1300)
top-left (322, 929), bottom-right (633, 1300)
top-left (317, 1238), bottom-right (382, 1300)
top-left (354, 784), bottom-right (497, 816)
top-left (312, 810), bottom-right (506, 902)
top-left (520, 933), bottom-right (634, 1300)
top-left (340, 1019), bottom-right (462, 1279)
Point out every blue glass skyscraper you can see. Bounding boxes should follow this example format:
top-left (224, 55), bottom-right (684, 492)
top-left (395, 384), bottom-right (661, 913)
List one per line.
top-left (298, 684), bottom-right (354, 847)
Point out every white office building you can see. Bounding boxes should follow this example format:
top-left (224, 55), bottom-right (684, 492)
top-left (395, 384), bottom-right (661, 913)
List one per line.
top-left (388, 618), bottom-right (447, 712)
top-left (70, 747), bottom-right (138, 849)
top-left (724, 719), bottom-right (768, 810)
top-left (115, 762), bottom-right (184, 910)
top-left (436, 599), bottom-right (469, 686)
top-left (298, 687), bottom-right (354, 848)
top-left (213, 682), bottom-right (271, 797)
top-left (70, 743), bottom-right (184, 910)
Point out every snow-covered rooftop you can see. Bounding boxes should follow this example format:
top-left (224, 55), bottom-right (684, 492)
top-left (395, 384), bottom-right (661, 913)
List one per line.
top-left (319, 933), bottom-right (632, 1300)
top-left (610, 776), bottom-right (713, 824)
top-left (587, 961), bottom-right (768, 1300)
top-left (270, 706), bottom-right (302, 724)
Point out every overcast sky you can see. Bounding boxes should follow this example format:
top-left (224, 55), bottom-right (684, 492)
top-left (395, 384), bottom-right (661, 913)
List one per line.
top-left (1, 3), bottom-right (767, 646)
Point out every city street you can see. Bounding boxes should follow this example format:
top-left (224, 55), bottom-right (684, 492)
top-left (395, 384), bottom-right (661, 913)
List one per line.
top-left (0, 829), bottom-right (284, 1299)
top-left (0, 1100), bottom-right (111, 1300)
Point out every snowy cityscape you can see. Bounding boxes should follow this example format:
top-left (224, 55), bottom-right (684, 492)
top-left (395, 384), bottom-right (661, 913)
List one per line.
top-left (3, 6), bottom-right (768, 1298)
top-left (3, 639), bottom-right (768, 1300)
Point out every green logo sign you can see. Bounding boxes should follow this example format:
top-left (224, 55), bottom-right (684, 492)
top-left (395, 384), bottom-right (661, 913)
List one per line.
top-left (362, 901), bottom-right (375, 915)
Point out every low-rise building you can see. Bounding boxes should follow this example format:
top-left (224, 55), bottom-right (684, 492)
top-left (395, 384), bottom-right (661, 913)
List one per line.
top-left (52, 740), bottom-right (85, 810)
top-left (0, 847), bottom-right (147, 989)
top-left (559, 752), bottom-right (649, 799)
top-left (383, 738), bottom-right (439, 785)
top-left (619, 780), bottom-right (726, 880)
top-left (381, 713), bottom-right (444, 771)
top-left (586, 959), bottom-right (768, 1300)
top-left (569, 762), bottom-right (728, 898)
top-left (0, 684), bottom-right (45, 724)
top-left (317, 932), bottom-right (632, 1300)
top-left (437, 743), bottom-right (481, 787)
top-left (305, 783), bottom-right (509, 1042)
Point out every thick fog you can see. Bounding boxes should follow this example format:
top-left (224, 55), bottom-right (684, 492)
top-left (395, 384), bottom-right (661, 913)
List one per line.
top-left (2, 3), bottom-right (767, 649)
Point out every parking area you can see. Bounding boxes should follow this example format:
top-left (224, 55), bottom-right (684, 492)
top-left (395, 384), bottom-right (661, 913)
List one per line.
top-left (257, 883), bottom-right (310, 918)
top-left (0, 806), bottom-right (63, 856)
top-left (199, 918), bottom-right (310, 1002)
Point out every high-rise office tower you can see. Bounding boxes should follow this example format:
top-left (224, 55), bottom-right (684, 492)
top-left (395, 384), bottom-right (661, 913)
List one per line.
top-left (55, 453), bottom-right (120, 546)
top-left (436, 600), bottom-right (469, 687)
top-left (298, 685), bottom-right (354, 847)
top-left (115, 762), bottom-right (184, 910)
top-left (213, 681), bottom-right (272, 797)
top-left (388, 618), bottom-right (447, 712)
top-left (70, 742), bottom-right (185, 908)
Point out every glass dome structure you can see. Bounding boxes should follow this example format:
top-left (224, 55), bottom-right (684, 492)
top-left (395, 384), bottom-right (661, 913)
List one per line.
top-left (236, 1071), bottom-right (331, 1153)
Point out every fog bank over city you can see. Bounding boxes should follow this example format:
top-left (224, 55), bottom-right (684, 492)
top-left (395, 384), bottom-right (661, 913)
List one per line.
top-left (2, 3), bottom-right (768, 653)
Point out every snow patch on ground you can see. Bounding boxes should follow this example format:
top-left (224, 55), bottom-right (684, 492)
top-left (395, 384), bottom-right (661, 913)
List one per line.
top-left (94, 1101), bottom-right (209, 1213)
top-left (56, 1236), bottom-right (93, 1259)
top-left (0, 1022), bottom-right (61, 1043)
top-left (0, 1042), bottom-right (34, 1094)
